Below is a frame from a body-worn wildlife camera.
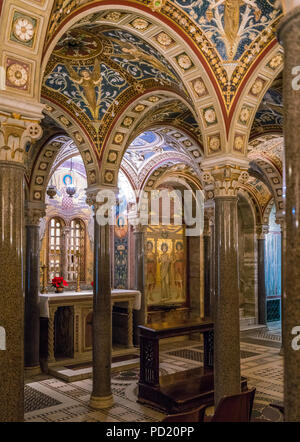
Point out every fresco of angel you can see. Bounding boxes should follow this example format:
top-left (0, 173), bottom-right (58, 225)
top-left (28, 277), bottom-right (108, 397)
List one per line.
top-left (205, 0), bottom-right (262, 60)
top-left (66, 58), bottom-right (102, 119)
top-left (106, 38), bottom-right (177, 82)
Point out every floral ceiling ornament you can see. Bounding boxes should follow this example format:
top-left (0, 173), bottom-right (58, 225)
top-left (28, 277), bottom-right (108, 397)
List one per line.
top-left (239, 106), bottom-right (252, 125)
top-left (191, 78), bottom-right (208, 98)
top-left (131, 18), bottom-right (150, 30)
top-left (208, 135), bottom-right (221, 153)
top-left (13, 16), bottom-right (34, 42)
top-left (250, 78), bottom-right (266, 97)
top-left (6, 62), bottom-right (29, 89)
top-left (156, 32), bottom-right (173, 47)
top-left (176, 53), bottom-right (193, 70)
top-left (203, 107), bottom-right (217, 126)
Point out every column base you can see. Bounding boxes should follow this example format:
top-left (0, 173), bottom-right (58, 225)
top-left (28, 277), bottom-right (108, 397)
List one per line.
top-left (24, 365), bottom-right (41, 376)
top-left (89, 394), bottom-right (114, 409)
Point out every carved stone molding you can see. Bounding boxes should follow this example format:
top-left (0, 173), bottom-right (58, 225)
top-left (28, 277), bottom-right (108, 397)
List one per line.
top-left (25, 202), bottom-right (46, 226)
top-left (0, 114), bottom-right (42, 164)
top-left (256, 224), bottom-right (269, 240)
top-left (86, 186), bottom-right (118, 212)
top-left (202, 165), bottom-right (249, 198)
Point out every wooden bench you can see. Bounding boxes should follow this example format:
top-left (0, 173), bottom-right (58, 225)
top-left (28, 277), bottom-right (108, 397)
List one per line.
top-left (138, 320), bottom-right (247, 413)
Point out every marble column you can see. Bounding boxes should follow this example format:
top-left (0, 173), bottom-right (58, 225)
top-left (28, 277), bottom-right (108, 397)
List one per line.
top-left (0, 115), bottom-right (42, 422)
top-left (133, 224), bottom-right (145, 346)
top-left (88, 194), bottom-right (114, 409)
top-left (278, 8), bottom-right (300, 421)
top-left (276, 216), bottom-right (285, 356)
top-left (203, 209), bottom-right (214, 317)
top-left (24, 203), bottom-right (46, 374)
top-left (257, 225), bottom-right (268, 326)
top-left (202, 166), bottom-right (249, 406)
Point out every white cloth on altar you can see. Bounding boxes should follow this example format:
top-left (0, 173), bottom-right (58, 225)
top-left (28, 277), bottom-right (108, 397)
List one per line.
top-left (39, 289), bottom-right (141, 318)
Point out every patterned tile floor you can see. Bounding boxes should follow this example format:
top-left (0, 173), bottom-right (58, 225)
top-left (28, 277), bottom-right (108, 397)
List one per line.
top-left (24, 323), bottom-right (284, 422)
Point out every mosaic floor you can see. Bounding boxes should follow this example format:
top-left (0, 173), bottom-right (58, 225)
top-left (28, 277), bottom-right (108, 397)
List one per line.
top-left (24, 323), bottom-right (284, 422)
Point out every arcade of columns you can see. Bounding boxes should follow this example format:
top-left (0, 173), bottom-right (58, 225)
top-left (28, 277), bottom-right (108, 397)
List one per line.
top-left (0, 0), bottom-right (300, 422)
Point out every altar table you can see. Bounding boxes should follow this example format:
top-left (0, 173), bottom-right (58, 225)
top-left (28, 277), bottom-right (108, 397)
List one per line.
top-left (39, 290), bottom-right (141, 363)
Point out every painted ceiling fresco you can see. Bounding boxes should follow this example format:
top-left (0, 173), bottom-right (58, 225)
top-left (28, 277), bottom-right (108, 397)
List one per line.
top-left (175, 0), bottom-right (280, 61)
top-left (248, 135), bottom-right (283, 172)
top-left (124, 130), bottom-right (177, 172)
top-left (133, 99), bottom-right (202, 144)
top-left (42, 26), bottom-right (188, 155)
top-left (44, 1), bottom-right (282, 109)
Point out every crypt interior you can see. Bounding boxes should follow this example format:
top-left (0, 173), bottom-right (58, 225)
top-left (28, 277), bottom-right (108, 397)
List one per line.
top-left (0, 0), bottom-right (300, 423)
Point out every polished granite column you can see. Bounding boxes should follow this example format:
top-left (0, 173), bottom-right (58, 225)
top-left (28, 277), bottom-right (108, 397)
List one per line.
top-left (257, 225), bottom-right (268, 325)
top-left (88, 196), bottom-right (114, 409)
top-left (203, 166), bottom-right (249, 406)
top-left (133, 223), bottom-right (145, 345)
top-left (276, 216), bottom-right (285, 356)
top-left (0, 116), bottom-right (42, 421)
top-left (278, 7), bottom-right (300, 421)
top-left (24, 203), bottom-right (46, 374)
top-left (203, 211), bottom-right (212, 317)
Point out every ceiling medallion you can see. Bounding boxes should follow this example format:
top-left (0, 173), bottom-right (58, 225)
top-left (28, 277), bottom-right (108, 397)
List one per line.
top-left (104, 170), bottom-right (114, 183)
top-left (208, 136), bottom-right (221, 153)
top-left (114, 133), bottom-right (124, 144)
top-left (148, 96), bottom-right (160, 103)
top-left (134, 104), bottom-right (146, 112)
top-left (192, 78), bottom-right (207, 97)
top-left (13, 17), bottom-right (34, 42)
top-left (156, 32), bottom-right (172, 47)
top-left (131, 18), bottom-right (149, 30)
top-left (250, 78), bottom-right (265, 96)
top-left (267, 54), bottom-right (283, 70)
top-left (104, 11), bottom-right (122, 22)
top-left (177, 54), bottom-right (193, 70)
top-left (203, 108), bottom-right (217, 125)
top-left (239, 107), bottom-right (251, 124)
top-left (6, 63), bottom-right (28, 87)
top-left (108, 151), bottom-right (118, 163)
top-left (122, 116), bottom-right (134, 127)
top-left (234, 135), bottom-right (244, 152)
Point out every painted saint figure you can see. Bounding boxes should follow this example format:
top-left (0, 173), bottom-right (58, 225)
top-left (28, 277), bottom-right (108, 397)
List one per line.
top-left (207, 0), bottom-right (261, 59)
top-left (173, 241), bottom-right (185, 299)
top-left (159, 243), bottom-right (171, 301)
top-left (146, 241), bottom-right (157, 302)
top-left (66, 58), bottom-right (102, 119)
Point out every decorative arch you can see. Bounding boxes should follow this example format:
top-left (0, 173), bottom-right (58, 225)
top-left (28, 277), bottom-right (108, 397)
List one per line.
top-left (99, 90), bottom-right (204, 187)
top-left (229, 42), bottom-right (283, 156)
top-left (28, 100), bottom-right (100, 204)
top-left (40, 3), bottom-right (228, 152)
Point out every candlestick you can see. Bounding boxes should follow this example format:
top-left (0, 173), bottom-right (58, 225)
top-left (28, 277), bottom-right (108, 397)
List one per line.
top-left (40, 264), bottom-right (48, 294)
top-left (75, 250), bottom-right (81, 293)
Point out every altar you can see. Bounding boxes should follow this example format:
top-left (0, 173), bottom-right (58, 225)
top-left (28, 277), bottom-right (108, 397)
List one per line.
top-left (39, 290), bottom-right (141, 365)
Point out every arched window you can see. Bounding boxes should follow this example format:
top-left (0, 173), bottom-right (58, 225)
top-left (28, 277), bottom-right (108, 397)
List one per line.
top-left (48, 217), bottom-right (64, 281)
top-left (68, 219), bottom-right (86, 282)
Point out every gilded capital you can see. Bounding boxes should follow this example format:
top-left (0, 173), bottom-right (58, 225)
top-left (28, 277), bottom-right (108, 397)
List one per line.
top-left (202, 165), bottom-right (249, 198)
top-left (256, 224), bottom-right (269, 239)
top-left (25, 202), bottom-right (46, 226)
top-left (0, 114), bottom-right (43, 164)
